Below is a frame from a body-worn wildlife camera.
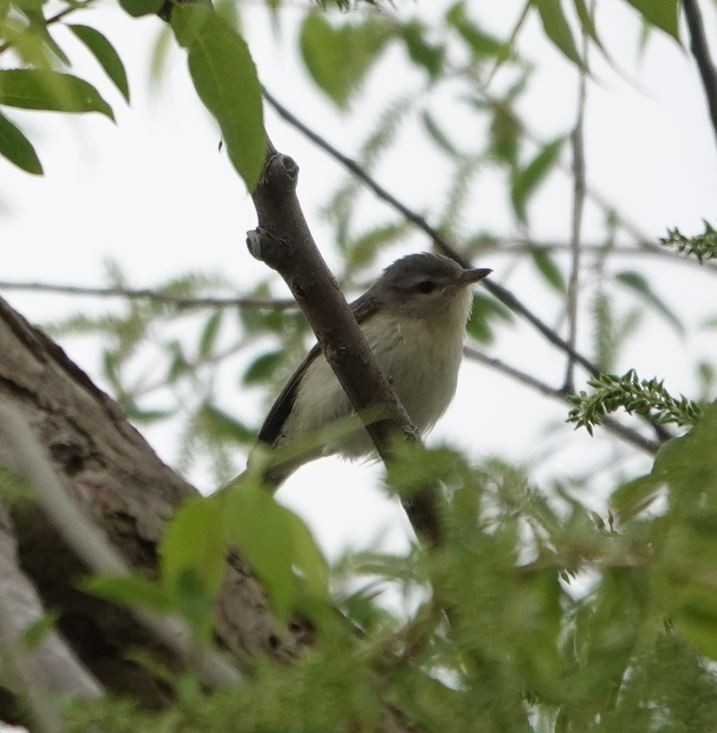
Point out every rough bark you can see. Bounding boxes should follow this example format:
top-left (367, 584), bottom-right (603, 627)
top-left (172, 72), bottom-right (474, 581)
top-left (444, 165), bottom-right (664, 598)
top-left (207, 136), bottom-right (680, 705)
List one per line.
top-left (0, 296), bottom-right (312, 711)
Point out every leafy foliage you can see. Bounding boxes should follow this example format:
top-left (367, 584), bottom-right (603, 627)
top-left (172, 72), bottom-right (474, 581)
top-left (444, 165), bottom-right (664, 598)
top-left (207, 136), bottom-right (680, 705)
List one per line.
top-left (568, 369), bottom-right (703, 434)
top-left (661, 220), bottom-right (717, 264)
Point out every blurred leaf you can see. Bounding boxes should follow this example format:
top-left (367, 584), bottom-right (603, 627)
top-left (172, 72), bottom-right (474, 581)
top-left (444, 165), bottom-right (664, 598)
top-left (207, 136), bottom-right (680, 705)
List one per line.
top-left (489, 103), bottom-right (521, 167)
top-left (531, 249), bottom-right (566, 294)
top-left (285, 510), bottom-right (329, 597)
top-left (225, 482), bottom-right (296, 618)
top-left (531, 0), bottom-right (584, 67)
top-left (614, 270), bottom-right (684, 335)
top-left (199, 309), bottom-right (223, 357)
top-left (172, 5), bottom-right (266, 190)
top-left (21, 613), bottom-right (58, 650)
top-left (160, 496), bottom-right (228, 600)
top-left (0, 110), bottom-right (42, 174)
top-left (399, 21), bottom-right (444, 79)
top-left (572, 0), bottom-right (605, 50)
top-left (347, 221), bottom-right (409, 270)
top-left (421, 111), bottom-right (458, 157)
top-left (69, 25), bottom-right (130, 102)
top-left (80, 575), bottom-right (175, 612)
top-left (625, 0), bottom-right (680, 41)
top-left (511, 137), bottom-right (564, 224)
top-left (446, 1), bottom-right (509, 59)
top-left (243, 349), bottom-right (283, 385)
top-left (118, 0), bottom-right (164, 18)
top-left (197, 403), bottom-right (255, 444)
top-left (0, 69), bottom-right (114, 119)
top-left (610, 472), bottom-right (662, 522)
top-left (467, 293), bottom-right (513, 344)
top-left (299, 14), bottom-right (391, 108)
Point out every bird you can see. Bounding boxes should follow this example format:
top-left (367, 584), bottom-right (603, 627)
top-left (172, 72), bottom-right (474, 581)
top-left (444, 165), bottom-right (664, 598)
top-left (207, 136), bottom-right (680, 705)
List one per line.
top-left (243, 252), bottom-right (491, 489)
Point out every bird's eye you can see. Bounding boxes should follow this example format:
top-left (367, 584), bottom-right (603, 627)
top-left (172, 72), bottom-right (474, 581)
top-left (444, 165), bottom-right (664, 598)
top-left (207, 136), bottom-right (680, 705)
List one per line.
top-left (416, 280), bottom-right (435, 294)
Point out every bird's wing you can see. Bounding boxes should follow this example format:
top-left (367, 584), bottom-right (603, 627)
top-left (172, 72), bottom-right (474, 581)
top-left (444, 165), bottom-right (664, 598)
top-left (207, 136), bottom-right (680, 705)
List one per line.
top-left (256, 292), bottom-right (380, 447)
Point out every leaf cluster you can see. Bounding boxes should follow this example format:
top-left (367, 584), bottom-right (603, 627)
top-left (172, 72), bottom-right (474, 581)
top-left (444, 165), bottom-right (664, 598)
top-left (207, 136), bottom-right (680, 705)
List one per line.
top-left (661, 221), bottom-right (717, 264)
top-left (568, 369), bottom-right (702, 434)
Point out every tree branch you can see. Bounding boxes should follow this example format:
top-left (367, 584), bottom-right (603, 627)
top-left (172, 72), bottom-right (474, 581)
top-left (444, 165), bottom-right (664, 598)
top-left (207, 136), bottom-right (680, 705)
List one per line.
top-left (0, 403), bottom-right (242, 690)
top-left (263, 87), bottom-right (674, 445)
top-left (463, 346), bottom-right (660, 455)
top-left (0, 281), bottom-right (295, 310)
top-left (564, 9), bottom-right (590, 392)
top-left (683, 0), bottom-right (717, 150)
top-left (248, 149), bottom-right (440, 546)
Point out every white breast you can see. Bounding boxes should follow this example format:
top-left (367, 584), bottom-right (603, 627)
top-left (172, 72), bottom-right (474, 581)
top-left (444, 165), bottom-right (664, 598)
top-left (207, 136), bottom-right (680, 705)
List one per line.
top-left (280, 289), bottom-right (472, 459)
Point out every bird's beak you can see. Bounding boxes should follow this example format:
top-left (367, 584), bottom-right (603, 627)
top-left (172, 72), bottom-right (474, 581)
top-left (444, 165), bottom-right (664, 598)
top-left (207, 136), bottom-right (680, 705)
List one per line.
top-left (456, 267), bottom-right (492, 286)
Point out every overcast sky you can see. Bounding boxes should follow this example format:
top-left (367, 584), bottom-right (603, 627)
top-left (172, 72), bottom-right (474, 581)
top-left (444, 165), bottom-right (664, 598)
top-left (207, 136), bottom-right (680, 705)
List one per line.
top-left (2, 0), bottom-right (716, 561)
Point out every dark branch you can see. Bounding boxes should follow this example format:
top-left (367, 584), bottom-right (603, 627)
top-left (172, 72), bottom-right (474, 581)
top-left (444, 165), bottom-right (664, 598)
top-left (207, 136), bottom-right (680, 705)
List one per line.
top-left (263, 87), bottom-right (674, 445)
top-left (0, 280), bottom-right (295, 310)
top-left (248, 149), bottom-right (440, 546)
top-left (683, 0), bottom-right (717, 150)
top-left (463, 346), bottom-right (660, 455)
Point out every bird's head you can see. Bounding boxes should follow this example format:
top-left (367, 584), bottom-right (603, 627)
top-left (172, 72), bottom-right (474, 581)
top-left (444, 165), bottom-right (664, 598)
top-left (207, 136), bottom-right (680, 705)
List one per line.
top-left (372, 252), bottom-right (492, 323)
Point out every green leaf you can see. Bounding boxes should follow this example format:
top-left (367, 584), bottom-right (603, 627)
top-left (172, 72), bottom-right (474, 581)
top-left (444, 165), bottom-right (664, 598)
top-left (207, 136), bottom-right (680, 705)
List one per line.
top-left (399, 21), bottom-right (444, 79)
top-left (243, 349), bottom-right (283, 385)
top-left (467, 293), bottom-right (513, 344)
top-left (625, 0), bottom-right (680, 41)
top-left (510, 137), bottom-right (564, 224)
top-left (0, 110), bottom-right (42, 174)
top-left (21, 613), bottom-right (58, 650)
top-left (69, 25), bottom-right (130, 102)
top-left (572, 0), bottom-right (605, 50)
top-left (172, 5), bottom-right (266, 191)
top-left (610, 473), bottom-right (662, 522)
top-left (531, 0), bottom-right (584, 67)
top-left (614, 270), bottom-right (684, 335)
top-left (0, 69), bottom-right (114, 119)
top-left (160, 496), bottom-right (228, 599)
top-left (118, 0), bottom-right (164, 18)
top-left (225, 482), bottom-right (297, 618)
top-left (285, 510), bottom-right (329, 597)
top-left (199, 309), bottom-right (223, 358)
top-left (80, 574), bottom-right (175, 612)
top-left (421, 111), bottom-right (458, 157)
top-left (196, 403), bottom-right (255, 444)
top-left (531, 249), bottom-right (566, 294)
top-left (299, 14), bottom-right (391, 108)
top-left (446, 2), bottom-right (509, 59)
top-left (489, 103), bottom-right (521, 167)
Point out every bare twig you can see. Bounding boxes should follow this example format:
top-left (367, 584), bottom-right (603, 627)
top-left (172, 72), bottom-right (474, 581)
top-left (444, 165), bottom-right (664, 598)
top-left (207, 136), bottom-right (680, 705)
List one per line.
top-left (0, 403), bottom-right (242, 690)
top-left (262, 87), bottom-right (600, 377)
top-left (563, 5), bottom-right (590, 392)
top-left (0, 280), bottom-right (295, 310)
top-left (463, 346), bottom-right (660, 455)
top-left (683, 0), bottom-right (717, 149)
top-left (264, 87), bottom-right (674, 444)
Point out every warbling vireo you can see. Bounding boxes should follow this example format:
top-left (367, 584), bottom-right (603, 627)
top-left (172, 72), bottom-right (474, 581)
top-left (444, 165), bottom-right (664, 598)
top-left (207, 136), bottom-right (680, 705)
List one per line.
top-left (245, 252), bottom-right (491, 488)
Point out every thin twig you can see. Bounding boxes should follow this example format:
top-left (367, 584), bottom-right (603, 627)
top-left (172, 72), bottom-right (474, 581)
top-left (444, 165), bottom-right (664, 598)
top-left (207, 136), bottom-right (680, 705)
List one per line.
top-left (0, 403), bottom-right (242, 690)
top-left (683, 0), bottom-right (717, 150)
top-left (463, 346), bottom-right (660, 455)
top-left (563, 3), bottom-right (590, 392)
top-left (263, 87), bottom-right (674, 444)
top-left (0, 280), bottom-right (296, 309)
top-left (262, 87), bottom-right (598, 376)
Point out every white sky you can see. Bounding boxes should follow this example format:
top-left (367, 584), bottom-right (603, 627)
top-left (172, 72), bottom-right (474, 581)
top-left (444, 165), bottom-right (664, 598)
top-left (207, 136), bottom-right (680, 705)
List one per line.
top-left (1, 0), bottom-right (716, 562)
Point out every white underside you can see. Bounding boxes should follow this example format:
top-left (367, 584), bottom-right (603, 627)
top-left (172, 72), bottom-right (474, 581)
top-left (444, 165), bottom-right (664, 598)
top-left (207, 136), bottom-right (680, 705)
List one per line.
top-left (278, 289), bottom-right (472, 459)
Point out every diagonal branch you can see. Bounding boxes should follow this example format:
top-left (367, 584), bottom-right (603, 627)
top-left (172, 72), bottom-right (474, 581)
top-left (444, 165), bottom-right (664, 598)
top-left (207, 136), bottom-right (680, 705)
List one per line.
top-left (463, 345), bottom-right (660, 455)
top-left (683, 0), bottom-right (717, 149)
top-left (563, 4), bottom-right (590, 392)
top-left (247, 147), bottom-right (440, 546)
top-left (0, 280), bottom-right (295, 310)
top-left (263, 87), bottom-right (674, 445)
